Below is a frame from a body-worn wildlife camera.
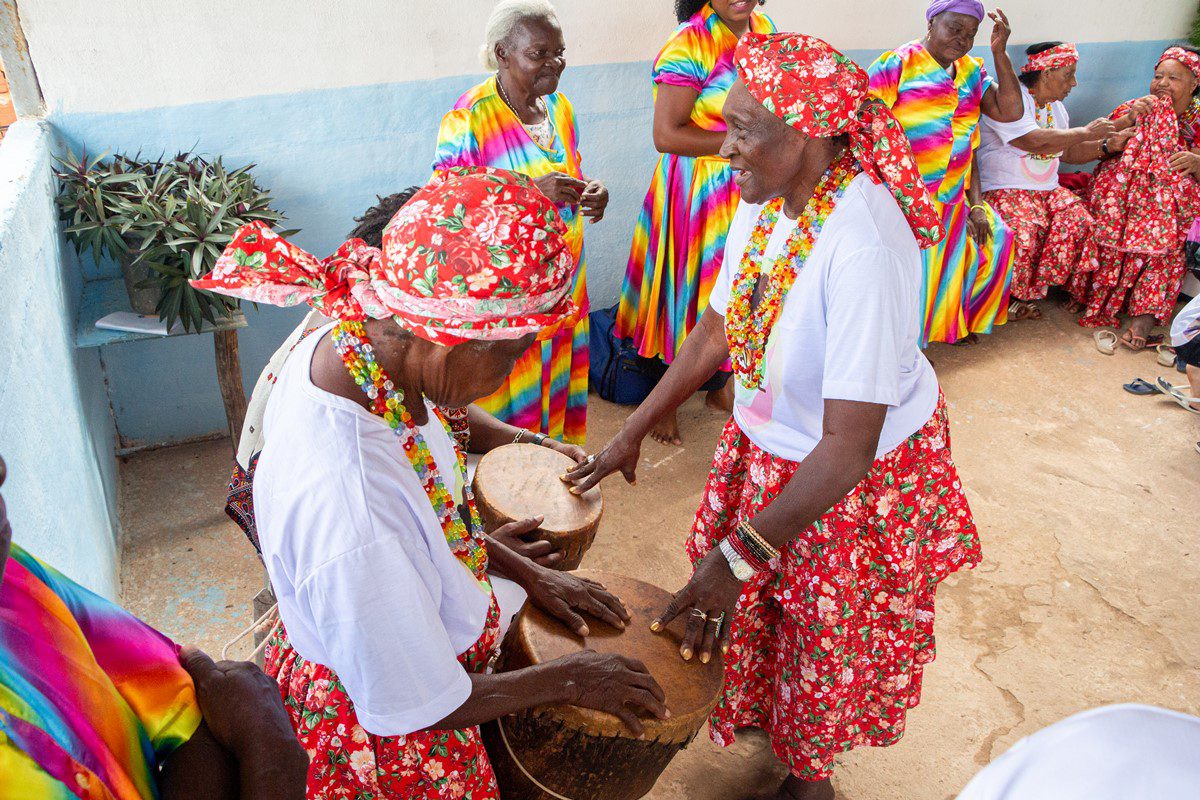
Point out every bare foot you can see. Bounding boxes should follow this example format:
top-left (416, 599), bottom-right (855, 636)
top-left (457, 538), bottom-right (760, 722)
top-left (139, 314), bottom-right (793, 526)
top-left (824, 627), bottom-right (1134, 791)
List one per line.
top-left (705, 380), bottom-right (734, 414)
top-left (749, 776), bottom-right (835, 800)
top-left (951, 333), bottom-right (980, 346)
top-left (650, 410), bottom-right (682, 446)
top-left (1119, 315), bottom-right (1156, 350)
top-left (1059, 298), bottom-right (1085, 314)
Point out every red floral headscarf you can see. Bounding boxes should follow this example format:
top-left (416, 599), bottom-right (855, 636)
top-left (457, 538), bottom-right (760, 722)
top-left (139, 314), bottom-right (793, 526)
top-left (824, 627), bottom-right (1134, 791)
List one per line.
top-left (1160, 46), bottom-right (1200, 80)
top-left (734, 33), bottom-right (945, 248)
top-left (191, 167), bottom-right (577, 346)
top-left (1022, 43), bottom-right (1078, 74)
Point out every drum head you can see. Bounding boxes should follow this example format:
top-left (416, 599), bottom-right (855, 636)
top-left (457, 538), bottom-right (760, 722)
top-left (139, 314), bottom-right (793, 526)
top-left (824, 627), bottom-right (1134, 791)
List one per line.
top-left (510, 570), bottom-right (724, 742)
top-left (473, 443), bottom-right (602, 534)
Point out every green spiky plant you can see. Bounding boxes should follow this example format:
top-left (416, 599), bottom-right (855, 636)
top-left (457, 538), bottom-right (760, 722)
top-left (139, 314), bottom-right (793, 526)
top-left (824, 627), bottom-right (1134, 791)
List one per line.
top-left (55, 150), bottom-right (295, 333)
top-left (1192, 1), bottom-right (1200, 47)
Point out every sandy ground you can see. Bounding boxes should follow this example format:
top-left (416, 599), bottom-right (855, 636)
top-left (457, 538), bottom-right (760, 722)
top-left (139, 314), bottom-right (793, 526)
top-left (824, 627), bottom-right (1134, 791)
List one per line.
top-left (119, 303), bottom-right (1199, 799)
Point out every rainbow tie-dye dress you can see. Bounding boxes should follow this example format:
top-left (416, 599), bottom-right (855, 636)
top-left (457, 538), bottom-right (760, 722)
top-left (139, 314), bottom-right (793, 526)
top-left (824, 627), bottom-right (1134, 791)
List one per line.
top-left (433, 76), bottom-right (589, 444)
top-left (616, 5), bottom-right (775, 364)
top-left (0, 544), bottom-right (200, 799)
top-left (869, 41), bottom-right (1015, 346)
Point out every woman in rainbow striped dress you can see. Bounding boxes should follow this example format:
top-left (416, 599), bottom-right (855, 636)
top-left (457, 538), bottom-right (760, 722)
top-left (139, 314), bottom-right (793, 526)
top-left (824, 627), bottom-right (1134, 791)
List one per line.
top-left (615, 0), bottom-right (774, 445)
top-left (433, 0), bottom-right (606, 445)
top-left (868, 0), bottom-right (1023, 346)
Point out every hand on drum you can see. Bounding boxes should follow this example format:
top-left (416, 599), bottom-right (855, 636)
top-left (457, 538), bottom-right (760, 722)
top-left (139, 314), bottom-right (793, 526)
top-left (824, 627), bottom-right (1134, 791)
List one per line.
top-left (526, 568), bottom-right (632, 637)
top-left (550, 650), bottom-right (669, 737)
top-left (651, 547), bottom-right (743, 664)
top-left (562, 430), bottom-right (641, 494)
top-left (488, 516), bottom-right (565, 568)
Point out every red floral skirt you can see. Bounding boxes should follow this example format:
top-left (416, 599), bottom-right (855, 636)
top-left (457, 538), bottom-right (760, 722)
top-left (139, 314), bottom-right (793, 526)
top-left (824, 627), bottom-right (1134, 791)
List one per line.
top-left (686, 394), bottom-right (981, 780)
top-left (986, 187), bottom-right (1097, 302)
top-left (264, 599), bottom-right (502, 799)
top-left (1079, 245), bottom-right (1188, 327)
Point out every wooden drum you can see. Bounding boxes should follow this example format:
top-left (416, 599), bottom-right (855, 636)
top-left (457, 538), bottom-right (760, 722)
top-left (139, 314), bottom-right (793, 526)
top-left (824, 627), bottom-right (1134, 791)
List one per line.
top-left (472, 443), bottom-right (602, 571)
top-left (481, 570), bottom-right (724, 800)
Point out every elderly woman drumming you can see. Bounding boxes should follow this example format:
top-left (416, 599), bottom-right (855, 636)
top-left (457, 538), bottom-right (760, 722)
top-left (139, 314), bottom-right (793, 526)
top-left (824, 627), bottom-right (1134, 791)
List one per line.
top-left (1079, 44), bottom-right (1200, 349)
top-left (569, 34), bottom-right (981, 800)
top-left (433, 0), bottom-right (606, 445)
top-left (191, 168), bottom-right (666, 800)
top-left (978, 42), bottom-right (1117, 319)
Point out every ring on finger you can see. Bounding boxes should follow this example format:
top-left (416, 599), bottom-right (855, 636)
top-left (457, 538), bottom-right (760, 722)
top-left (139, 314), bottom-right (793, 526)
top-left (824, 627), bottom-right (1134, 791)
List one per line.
top-left (690, 608), bottom-right (708, 621)
top-left (586, 454), bottom-right (596, 465)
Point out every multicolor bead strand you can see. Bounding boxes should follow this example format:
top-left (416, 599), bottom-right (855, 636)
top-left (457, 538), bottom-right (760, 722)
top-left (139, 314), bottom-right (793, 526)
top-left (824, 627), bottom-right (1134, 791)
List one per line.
top-left (331, 320), bottom-right (488, 579)
top-left (726, 152), bottom-right (860, 390)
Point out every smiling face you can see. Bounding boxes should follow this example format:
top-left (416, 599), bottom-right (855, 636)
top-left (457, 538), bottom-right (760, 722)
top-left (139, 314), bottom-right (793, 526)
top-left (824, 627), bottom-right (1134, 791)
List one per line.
top-left (925, 11), bottom-right (981, 66)
top-left (1035, 64), bottom-right (1078, 104)
top-left (720, 80), bottom-right (810, 206)
top-left (496, 16), bottom-right (567, 98)
top-left (1151, 58), bottom-right (1199, 114)
top-left (710, 0), bottom-right (760, 25)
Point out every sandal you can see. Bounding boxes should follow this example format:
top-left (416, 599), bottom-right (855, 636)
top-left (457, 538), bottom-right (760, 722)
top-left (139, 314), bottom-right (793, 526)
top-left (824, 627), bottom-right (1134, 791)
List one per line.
top-left (1156, 344), bottom-right (1177, 368)
top-left (1155, 376), bottom-right (1200, 413)
top-left (1119, 330), bottom-right (1166, 351)
top-left (1094, 330), bottom-right (1117, 355)
top-left (1123, 378), bottom-right (1161, 396)
top-left (1008, 301), bottom-right (1032, 321)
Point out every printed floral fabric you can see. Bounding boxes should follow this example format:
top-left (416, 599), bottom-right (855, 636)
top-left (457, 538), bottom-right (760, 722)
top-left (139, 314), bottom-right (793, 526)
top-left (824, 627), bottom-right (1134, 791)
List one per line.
top-left (265, 598), bottom-right (502, 800)
top-left (986, 187), bottom-right (1097, 301)
top-left (1021, 43), bottom-right (1078, 74)
top-left (734, 33), bottom-right (944, 248)
top-left (191, 167), bottom-right (578, 346)
top-left (686, 394), bottom-right (981, 780)
top-left (1080, 95), bottom-right (1200, 326)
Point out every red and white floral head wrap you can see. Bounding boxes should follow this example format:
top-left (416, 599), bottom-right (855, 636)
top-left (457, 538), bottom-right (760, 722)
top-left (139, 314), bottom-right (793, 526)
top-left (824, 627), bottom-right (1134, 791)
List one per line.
top-left (1159, 46), bottom-right (1200, 80)
top-left (734, 32), bottom-right (945, 248)
top-left (191, 167), bottom-right (577, 346)
top-left (1022, 43), bottom-right (1079, 74)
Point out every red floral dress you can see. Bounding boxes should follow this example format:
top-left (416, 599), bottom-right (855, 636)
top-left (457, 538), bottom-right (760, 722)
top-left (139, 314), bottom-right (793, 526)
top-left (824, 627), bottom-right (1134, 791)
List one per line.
top-left (985, 187), bottom-right (1097, 303)
top-left (1080, 95), bottom-right (1200, 327)
top-left (686, 394), bottom-right (981, 780)
top-left (265, 598), bottom-right (502, 800)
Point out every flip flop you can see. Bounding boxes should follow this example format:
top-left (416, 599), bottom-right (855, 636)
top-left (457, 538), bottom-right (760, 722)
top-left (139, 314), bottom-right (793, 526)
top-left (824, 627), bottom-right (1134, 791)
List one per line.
top-left (1157, 344), bottom-right (1177, 368)
top-left (1094, 330), bottom-right (1117, 355)
top-left (1119, 330), bottom-right (1166, 351)
top-left (1008, 301), bottom-right (1031, 321)
top-left (1155, 376), bottom-right (1200, 413)
top-left (1123, 378), bottom-right (1161, 396)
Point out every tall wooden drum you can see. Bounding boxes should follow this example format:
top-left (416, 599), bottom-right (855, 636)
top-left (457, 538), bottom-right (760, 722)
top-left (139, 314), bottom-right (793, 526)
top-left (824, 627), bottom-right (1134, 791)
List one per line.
top-left (481, 570), bottom-right (724, 800)
top-left (472, 443), bottom-right (602, 570)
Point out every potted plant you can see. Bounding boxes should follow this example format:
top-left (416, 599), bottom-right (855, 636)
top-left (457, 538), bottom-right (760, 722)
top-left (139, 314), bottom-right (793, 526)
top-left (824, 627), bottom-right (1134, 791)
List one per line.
top-left (55, 150), bottom-right (295, 333)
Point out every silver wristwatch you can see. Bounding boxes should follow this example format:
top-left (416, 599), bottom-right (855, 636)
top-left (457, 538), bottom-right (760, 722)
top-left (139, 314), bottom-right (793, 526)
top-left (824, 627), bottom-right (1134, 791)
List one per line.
top-left (719, 537), bottom-right (756, 582)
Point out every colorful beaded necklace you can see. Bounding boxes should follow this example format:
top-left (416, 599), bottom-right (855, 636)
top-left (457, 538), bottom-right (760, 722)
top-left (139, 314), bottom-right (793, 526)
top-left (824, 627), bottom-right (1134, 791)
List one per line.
top-left (331, 319), bottom-right (488, 579)
top-left (1030, 103), bottom-right (1058, 162)
top-left (726, 152), bottom-right (860, 390)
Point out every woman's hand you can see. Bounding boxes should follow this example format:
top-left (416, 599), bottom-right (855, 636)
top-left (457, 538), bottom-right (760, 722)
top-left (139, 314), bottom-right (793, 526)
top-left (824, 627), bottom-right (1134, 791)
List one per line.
top-left (988, 9), bottom-right (1011, 53)
top-left (489, 516), bottom-right (565, 568)
top-left (1109, 128), bottom-right (1137, 154)
top-left (1127, 96), bottom-right (1156, 124)
top-left (562, 429), bottom-right (642, 494)
top-left (651, 546), bottom-right (743, 665)
top-left (547, 651), bottom-right (669, 736)
top-left (966, 206), bottom-right (993, 247)
top-left (543, 438), bottom-right (588, 464)
top-left (1169, 150), bottom-right (1200, 178)
top-left (1083, 117), bottom-right (1117, 139)
top-left (524, 567), bottom-right (632, 636)
top-left (533, 172), bottom-right (588, 206)
top-left (581, 180), bottom-right (609, 223)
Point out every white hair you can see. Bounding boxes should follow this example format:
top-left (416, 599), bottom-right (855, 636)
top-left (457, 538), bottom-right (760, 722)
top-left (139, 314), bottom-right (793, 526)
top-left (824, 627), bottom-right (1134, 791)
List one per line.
top-left (479, 0), bottom-right (560, 70)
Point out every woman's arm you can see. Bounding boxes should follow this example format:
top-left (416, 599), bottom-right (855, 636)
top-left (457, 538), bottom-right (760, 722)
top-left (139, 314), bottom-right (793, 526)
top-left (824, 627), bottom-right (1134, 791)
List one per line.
top-left (653, 84), bottom-right (728, 158)
top-left (1008, 116), bottom-right (1115, 157)
top-left (966, 154), bottom-right (992, 246)
top-left (979, 10), bottom-right (1023, 123)
top-left (566, 307), bottom-right (730, 490)
top-left (464, 404), bottom-right (584, 461)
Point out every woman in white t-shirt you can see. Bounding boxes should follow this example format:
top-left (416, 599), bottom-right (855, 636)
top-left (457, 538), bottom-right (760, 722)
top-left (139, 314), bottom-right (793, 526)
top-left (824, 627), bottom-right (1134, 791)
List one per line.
top-left (978, 42), bottom-right (1118, 320)
top-left (569, 34), bottom-right (981, 800)
top-left (190, 168), bottom-right (667, 800)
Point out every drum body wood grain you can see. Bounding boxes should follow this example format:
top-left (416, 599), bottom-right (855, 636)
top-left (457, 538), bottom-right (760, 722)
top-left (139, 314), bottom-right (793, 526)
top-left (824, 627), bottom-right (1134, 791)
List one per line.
top-left (472, 444), bottom-right (601, 570)
top-left (481, 570), bottom-right (723, 800)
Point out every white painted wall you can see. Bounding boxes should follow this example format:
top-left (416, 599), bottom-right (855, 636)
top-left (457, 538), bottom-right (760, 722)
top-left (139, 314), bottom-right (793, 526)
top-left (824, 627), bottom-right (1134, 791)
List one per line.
top-left (20, 0), bottom-right (1193, 115)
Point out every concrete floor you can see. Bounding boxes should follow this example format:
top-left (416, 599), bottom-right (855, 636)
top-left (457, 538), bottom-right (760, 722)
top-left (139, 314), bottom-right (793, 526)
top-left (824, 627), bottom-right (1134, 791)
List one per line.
top-left (119, 303), bottom-right (1199, 800)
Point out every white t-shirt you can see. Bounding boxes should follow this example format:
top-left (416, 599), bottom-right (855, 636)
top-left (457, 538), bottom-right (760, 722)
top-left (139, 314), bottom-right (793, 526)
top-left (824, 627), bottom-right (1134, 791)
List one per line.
top-left (979, 85), bottom-right (1068, 193)
top-left (957, 704), bottom-right (1200, 799)
top-left (709, 175), bottom-right (940, 463)
top-left (1171, 293), bottom-right (1200, 347)
top-left (253, 324), bottom-right (492, 736)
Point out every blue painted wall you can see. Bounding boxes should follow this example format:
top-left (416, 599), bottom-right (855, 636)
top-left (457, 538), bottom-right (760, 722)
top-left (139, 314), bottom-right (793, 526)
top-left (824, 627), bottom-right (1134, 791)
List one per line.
top-left (0, 121), bottom-right (120, 596)
top-left (48, 39), bottom-right (1176, 446)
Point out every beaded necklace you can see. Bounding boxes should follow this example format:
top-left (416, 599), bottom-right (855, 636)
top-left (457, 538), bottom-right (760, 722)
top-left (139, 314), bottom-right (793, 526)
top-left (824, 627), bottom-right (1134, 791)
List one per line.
top-left (331, 320), bottom-right (488, 579)
top-left (1029, 102), bottom-right (1058, 162)
top-left (726, 152), bottom-right (859, 390)
top-left (497, 77), bottom-right (554, 149)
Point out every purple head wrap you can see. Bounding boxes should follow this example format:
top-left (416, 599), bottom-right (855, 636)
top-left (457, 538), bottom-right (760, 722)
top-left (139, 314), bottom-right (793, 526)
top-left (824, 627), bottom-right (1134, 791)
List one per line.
top-left (926, 0), bottom-right (985, 21)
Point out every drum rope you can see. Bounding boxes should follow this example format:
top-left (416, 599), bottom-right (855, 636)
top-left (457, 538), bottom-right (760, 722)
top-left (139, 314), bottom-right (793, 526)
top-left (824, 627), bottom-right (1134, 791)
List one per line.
top-left (497, 716), bottom-right (577, 800)
top-left (221, 602), bottom-right (280, 661)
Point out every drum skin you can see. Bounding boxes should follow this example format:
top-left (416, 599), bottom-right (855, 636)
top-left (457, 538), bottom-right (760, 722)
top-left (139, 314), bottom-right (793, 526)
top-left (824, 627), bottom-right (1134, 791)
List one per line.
top-left (481, 570), bottom-right (724, 800)
top-left (472, 444), bottom-right (602, 570)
